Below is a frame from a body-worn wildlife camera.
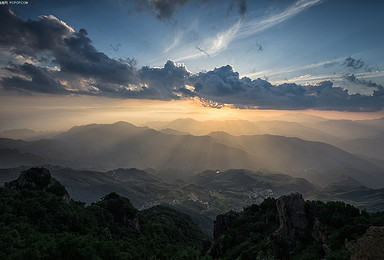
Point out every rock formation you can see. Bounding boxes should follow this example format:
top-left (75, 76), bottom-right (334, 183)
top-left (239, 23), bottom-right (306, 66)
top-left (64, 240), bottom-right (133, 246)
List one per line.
top-left (347, 226), bottom-right (384, 260)
top-left (275, 193), bottom-right (309, 241)
top-left (269, 193), bottom-right (310, 258)
top-left (312, 217), bottom-right (330, 255)
top-left (4, 167), bottom-right (71, 202)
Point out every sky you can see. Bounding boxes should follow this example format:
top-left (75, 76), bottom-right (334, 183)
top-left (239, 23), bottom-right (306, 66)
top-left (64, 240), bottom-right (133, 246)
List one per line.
top-left (0, 0), bottom-right (383, 130)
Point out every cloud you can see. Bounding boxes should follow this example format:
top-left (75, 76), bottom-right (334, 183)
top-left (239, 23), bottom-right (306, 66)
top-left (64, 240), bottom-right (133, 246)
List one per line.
top-left (130, 0), bottom-right (247, 20)
top-left (343, 56), bottom-right (365, 70)
top-left (343, 74), bottom-right (383, 89)
top-left (0, 6), bottom-right (137, 93)
top-left (227, 0), bottom-right (247, 18)
top-left (238, 0), bottom-right (323, 38)
top-left (0, 6), bottom-right (382, 112)
top-left (174, 0), bottom-right (322, 61)
top-left (323, 61), bottom-right (338, 68)
top-left (188, 65), bottom-right (384, 112)
top-left (1, 63), bottom-right (69, 94)
top-left (138, 60), bottom-right (192, 100)
top-left (255, 42), bottom-right (263, 52)
top-left (238, 0), bottom-right (247, 17)
top-left (129, 0), bottom-right (190, 20)
top-left (110, 43), bottom-right (121, 52)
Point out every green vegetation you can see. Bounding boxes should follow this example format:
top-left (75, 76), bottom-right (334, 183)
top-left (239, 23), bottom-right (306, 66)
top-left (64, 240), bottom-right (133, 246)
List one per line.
top-left (210, 198), bottom-right (384, 259)
top-left (1, 167), bottom-right (384, 259)
top-left (0, 187), bottom-right (208, 259)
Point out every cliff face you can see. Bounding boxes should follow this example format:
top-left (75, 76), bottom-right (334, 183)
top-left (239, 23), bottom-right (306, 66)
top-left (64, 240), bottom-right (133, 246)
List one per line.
top-left (275, 193), bottom-right (309, 241)
top-left (4, 167), bottom-right (71, 202)
top-left (347, 226), bottom-right (384, 260)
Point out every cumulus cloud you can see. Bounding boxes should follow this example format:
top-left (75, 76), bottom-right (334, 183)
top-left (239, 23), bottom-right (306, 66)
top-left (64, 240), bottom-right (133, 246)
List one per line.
top-left (138, 60), bottom-right (192, 100)
top-left (0, 6), bottom-right (137, 94)
top-left (187, 65), bottom-right (384, 111)
top-left (1, 63), bottom-right (69, 94)
top-left (0, 6), bottom-right (383, 112)
top-left (343, 74), bottom-right (384, 89)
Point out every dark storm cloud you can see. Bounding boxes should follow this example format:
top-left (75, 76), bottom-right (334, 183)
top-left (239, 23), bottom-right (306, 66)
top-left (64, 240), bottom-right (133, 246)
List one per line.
top-left (0, 6), bottom-right (137, 95)
top-left (1, 63), bottom-right (69, 94)
top-left (0, 7), bottom-right (137, 86)
top-left (138, 60), bottom-right (192, 100)
top-left (0, 7), bottom-right (73, 58)
top-left (58, 30), bottom-right (137, 85)
top-left (188, 65), bottom-right (384, 111)
top-left (343, 74), bottom-right (383, 89)
top-left (0, 6), bottom-right (382, 112)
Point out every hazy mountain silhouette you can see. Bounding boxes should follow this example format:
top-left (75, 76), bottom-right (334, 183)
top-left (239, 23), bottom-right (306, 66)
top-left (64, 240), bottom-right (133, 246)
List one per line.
top-left (208, 131), bottom-right (384, 188)
top-left (0, 128), bottom-right (60, 140)
top-left (144, 118), bottom-right (339, 143)
top-left (336, 137), bottom-right (384, 160)
top-left (310, 118), bottom-right (384, 139)
top-left (1, 121), bottom-right (383, 188)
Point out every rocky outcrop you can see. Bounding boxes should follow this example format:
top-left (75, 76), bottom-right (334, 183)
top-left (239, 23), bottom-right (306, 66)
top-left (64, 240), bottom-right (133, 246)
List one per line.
top-left (312, 217), bottom-right (330, 255)
top-left (275, 193), bottom-right (309, 241)
top-left (4, 167), bottom-right (71, 202)
top-left (269, 193), bottom-right (310, 258)
top-left (347, 226), bottom-right (384, 260)
top-left (213, 211), bottom-right (238, 239)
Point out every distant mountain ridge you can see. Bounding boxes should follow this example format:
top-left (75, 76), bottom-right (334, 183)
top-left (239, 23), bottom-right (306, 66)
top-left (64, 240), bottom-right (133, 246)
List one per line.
top-left (0, 128), bottom-right (60, 140)
top-left (0, 121), bottom-right (383, 188)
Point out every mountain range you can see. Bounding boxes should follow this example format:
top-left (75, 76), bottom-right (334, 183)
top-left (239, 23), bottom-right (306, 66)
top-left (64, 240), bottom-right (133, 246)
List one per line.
top-left (0, 118), bottom-right (383, 233)
top-left (1, 120), bottom-right (383, 187)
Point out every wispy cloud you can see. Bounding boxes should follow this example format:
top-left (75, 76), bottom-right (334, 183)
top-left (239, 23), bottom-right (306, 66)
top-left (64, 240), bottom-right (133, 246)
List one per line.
top-left (238, 0), bottom-right (323, 38)
top-left (174, 0), bottom-right (323, 61)
top-left (243, 57), bottom-right (343, 79)
top-left (163, 30), bottom-right (183, 53)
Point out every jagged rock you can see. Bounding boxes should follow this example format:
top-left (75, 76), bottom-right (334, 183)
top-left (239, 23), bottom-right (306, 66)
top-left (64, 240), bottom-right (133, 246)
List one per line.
top-left (269, 193), bottom-right (309, 259)
top-left (312, 217), bottom-right (330, 255)
top-left (213, 211), bottom-right (238, 239)
top-left (4, 167), bottom-right (71, 202)
top-left (347, 226), bottom-right (384, 260)
top-left (275, 193), bottom-right (308, 241)
top-left (312, 217), bottom-right (329, 244)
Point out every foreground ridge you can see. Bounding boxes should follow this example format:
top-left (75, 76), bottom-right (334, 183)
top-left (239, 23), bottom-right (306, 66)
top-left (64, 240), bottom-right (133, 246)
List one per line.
top-left (210, 193), bottom-right (384, 259)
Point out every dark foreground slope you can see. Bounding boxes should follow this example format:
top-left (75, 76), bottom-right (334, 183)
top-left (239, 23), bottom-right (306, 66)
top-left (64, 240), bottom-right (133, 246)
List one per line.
top-left (0, 168), bottom-right (208, 260)
top-left (210, 193), bottom-right (384, 260)
top-left (2, 168), bottom-right (384, 259)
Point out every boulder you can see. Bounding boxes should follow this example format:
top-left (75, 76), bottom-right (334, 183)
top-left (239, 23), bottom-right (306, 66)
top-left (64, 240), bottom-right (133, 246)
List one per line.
top-left (347, 226), bottom-right (384, 260)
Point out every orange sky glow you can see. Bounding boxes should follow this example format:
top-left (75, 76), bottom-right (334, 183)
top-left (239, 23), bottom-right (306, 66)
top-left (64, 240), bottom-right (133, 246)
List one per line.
top-left (0, 95), bottom-right (382, 131)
